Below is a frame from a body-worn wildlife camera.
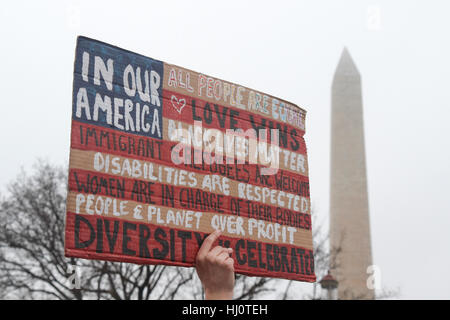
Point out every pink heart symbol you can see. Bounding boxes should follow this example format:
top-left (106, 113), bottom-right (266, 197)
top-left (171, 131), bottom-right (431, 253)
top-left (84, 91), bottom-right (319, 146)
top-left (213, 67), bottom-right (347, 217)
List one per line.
top-left (171, 95), bottom-right (186, 114)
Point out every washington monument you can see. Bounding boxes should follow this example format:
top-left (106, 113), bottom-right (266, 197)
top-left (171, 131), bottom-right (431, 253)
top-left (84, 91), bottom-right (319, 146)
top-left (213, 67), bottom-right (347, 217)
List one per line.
top-left (330, 48), bottom-right (374, 299)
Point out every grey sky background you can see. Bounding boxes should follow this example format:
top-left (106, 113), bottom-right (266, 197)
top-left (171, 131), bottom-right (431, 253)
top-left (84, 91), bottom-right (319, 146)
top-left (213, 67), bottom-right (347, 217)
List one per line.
top-left (1, 0), bottom-right (449, 299)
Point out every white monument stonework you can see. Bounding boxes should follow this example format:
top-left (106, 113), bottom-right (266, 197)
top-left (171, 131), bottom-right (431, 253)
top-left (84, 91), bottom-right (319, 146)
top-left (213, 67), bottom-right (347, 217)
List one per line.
top-left (330, 48), bottom-right (374, 300)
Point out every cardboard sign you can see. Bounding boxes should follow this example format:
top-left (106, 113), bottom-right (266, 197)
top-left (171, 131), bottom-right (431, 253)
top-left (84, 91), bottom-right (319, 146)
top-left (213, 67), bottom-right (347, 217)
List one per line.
top-left (65, 36), bottom-right (315, 282)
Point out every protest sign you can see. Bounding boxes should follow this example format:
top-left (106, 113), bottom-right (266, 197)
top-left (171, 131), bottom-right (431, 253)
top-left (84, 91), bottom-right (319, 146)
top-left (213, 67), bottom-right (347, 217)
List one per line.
top-left (65, 36), bottom-right (315, 282)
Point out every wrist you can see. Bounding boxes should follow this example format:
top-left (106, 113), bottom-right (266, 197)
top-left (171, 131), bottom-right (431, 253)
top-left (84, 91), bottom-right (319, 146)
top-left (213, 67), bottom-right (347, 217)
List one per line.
top-left (204, 287), bottom-right (233, 300)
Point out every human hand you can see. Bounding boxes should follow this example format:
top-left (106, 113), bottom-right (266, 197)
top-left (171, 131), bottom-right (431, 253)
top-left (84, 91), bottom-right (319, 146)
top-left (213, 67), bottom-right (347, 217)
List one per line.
top-left (195, 230), bottom-right (235, 300)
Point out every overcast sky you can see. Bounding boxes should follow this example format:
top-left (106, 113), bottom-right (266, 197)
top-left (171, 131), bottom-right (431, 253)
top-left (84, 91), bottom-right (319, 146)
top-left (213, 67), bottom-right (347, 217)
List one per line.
top-left (1, 0), bottom-right (449, 299)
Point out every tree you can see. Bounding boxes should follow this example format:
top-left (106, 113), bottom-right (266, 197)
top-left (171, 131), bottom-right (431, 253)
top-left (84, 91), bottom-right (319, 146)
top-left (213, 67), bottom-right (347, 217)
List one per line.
top-left (277, 215), bottom-right (398, 300)
top-left (2, 159), bottom-right (392, 300)
top-left (275, 211), bottom-right (342, 300)
top-left (0, 160), bottom-right (280, 300)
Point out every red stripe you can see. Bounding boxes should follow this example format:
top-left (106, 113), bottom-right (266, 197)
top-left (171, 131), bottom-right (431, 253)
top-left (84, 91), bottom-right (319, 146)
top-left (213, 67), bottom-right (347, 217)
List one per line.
top-left (64, 212), bottom-right (316, 282)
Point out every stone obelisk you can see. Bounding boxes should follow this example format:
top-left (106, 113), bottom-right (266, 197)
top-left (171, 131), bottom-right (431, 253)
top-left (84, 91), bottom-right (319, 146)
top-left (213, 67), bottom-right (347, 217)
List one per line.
top-left (330, 48), bottom-right (374, 299)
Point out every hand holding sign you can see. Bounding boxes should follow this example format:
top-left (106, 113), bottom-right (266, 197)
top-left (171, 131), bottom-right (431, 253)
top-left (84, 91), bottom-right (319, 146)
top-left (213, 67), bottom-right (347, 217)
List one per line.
top-left (195, 230), bottom-right (234, 300)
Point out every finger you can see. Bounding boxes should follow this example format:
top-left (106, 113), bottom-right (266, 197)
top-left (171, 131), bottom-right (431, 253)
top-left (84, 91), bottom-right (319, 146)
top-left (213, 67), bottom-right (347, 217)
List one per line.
top-left (208, 246), bottom-right (225, 259)
top-left (216, 250), bottom-right (232, 264)
top-left (224, 257), bottom-right (235, 271)
top-left (214, 247), bottom-right (232, 260)
top-left (197, 230), bottom-right (221, 258)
